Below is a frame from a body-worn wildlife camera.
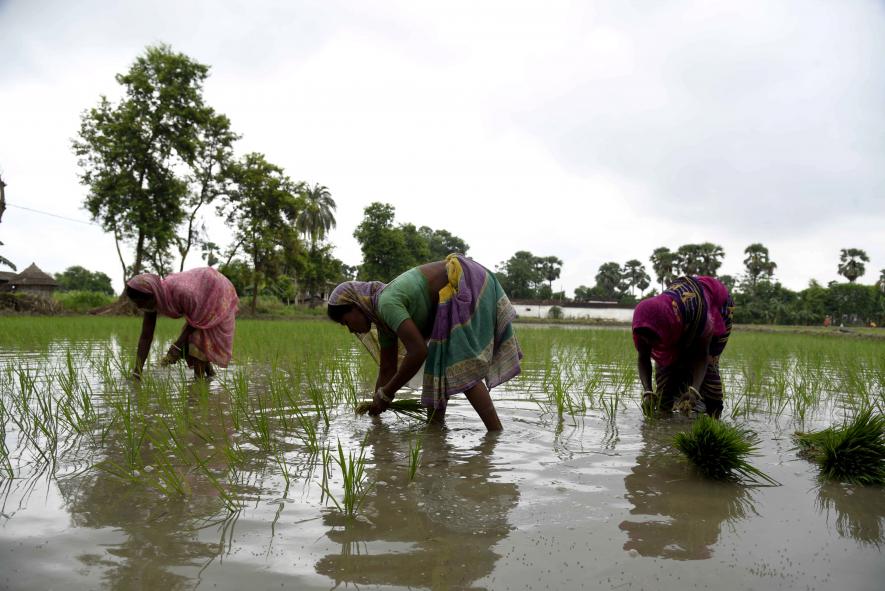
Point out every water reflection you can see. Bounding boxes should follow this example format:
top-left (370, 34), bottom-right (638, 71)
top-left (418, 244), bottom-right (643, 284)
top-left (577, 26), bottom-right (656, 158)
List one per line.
top-left (619, 422), bottom-right (757, 560)
top-left (316, 427), bottom-right (519, 589)
top-left (816, 482), bottom-right (884, 547)
top-left (55, 381), bottom-right (237, 590)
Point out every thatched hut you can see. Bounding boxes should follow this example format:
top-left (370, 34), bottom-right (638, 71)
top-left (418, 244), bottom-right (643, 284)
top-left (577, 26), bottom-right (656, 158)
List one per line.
top-left (9, 263), bottom-right (58, 297)
top-left (0, 271), bottom-right (15, 293)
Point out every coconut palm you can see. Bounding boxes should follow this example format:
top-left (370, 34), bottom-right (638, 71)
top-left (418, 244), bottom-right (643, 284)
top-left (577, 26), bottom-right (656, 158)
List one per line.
top-left (743, 243), bottom-right (777, 287)
top-left (837, 248), bottom-right (869, 283)
top-left (296, 184), bottom-right (337, 248)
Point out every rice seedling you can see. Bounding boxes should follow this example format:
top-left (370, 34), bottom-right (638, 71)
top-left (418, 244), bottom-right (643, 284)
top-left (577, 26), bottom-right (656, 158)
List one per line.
top-left (794, 409), bottom-right (885, 485)
top-left (674, 415), bottom-right (779, 485)
top-left (407, 432), bottom-right (423, 481)
top-left (355, 398), bottom-right (428, 421)
top-left (319, 436), bottom-right (374, 518)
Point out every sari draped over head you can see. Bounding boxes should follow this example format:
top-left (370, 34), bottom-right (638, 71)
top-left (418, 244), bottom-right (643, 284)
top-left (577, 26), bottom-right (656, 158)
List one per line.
top-left (126, 267), bottom-right (239, 367)
top-left (631, 275), bottom-right (732, 368)
top-left (329, 255), bottom-right (523, 410)
top-left (327, 280), bottom-right (389, 362)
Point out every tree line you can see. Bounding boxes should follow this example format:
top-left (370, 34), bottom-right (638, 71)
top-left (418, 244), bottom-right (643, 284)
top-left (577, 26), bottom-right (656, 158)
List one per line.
top-left (14, 43), bottom-right (880, 325)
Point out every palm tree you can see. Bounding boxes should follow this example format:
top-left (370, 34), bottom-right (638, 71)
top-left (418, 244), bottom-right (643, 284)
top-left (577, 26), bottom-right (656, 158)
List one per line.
top-left (837, 248), bottom-right (869, 283)
top-left (538, 256), bottom-right (563, 294)
top-left (595, 262), bottom-right (623, 300)
top-left (698, 242), bottom-right (725, 276)
top-left (878, 269), bottom-right (885, 294)
top-left (296, 184), bottom-right (336, 248)
top-left (0, 174), bottom-right (15, 271)
top-left (650, 247), bottom-right (677, 290)
top-left (743, 243), bottom-right (777, 287)
top-left (621, 259), bottom-right (650, 296)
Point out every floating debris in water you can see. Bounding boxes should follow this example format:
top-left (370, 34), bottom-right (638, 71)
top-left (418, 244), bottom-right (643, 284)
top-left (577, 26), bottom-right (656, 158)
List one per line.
top-left (674, 415), bottom-right (779, 485)
top-left (795, 409), bottom-right (885, 486)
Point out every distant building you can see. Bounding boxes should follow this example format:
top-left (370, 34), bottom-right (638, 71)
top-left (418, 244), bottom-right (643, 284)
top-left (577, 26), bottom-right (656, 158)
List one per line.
top-left (8, 263), bottom-right (58, 297)
top-left (512, 299), bottom-right (635, 323)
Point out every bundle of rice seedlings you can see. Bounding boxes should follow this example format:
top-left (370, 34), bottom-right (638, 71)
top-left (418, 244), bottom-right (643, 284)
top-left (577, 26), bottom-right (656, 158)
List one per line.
top-left (794, 409), bottom-right (885, 486)
top-left (674, 415), bottom-right (779, 485)
top-left (355, 398), bottom-right (428, 421)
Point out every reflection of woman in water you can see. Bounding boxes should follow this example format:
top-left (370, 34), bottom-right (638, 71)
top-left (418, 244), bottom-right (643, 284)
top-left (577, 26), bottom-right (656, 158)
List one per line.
top-left (620, 422), bottom-right (755, 560)
top-left (328, 254), bottom-right (522, 430)
top-left (632, 276), bottom-right (733, 417)
top-left (126, 268), bottom-right (239, 379)
top-left (315, 429), bottom-right (519, 587)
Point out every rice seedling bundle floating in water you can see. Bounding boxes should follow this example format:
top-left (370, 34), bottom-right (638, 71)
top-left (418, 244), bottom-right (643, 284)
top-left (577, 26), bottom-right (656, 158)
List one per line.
top-left (674, 415), bottom-right (779, 485)
top-left (355, 398), bottom-right (428, 421)
top-left (794, 409), bottom-right (885, 486)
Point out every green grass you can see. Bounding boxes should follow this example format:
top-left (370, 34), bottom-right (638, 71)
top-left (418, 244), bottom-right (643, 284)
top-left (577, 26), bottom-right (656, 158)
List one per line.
top-left (356, 398), bottom-right (428, 421)
top-left (674, 415), bottom-right (779, 485)
top-left (795, 409), bottom-right (885, 485)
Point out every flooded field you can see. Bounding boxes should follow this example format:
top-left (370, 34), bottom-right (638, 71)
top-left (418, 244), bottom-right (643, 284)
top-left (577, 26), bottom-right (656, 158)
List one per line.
top-left (0, 317), bottom-right (882, 590)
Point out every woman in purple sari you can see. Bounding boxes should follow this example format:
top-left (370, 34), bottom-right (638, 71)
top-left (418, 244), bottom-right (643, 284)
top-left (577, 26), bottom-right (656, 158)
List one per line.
top-left (632, 276), bottom-right (733, 417)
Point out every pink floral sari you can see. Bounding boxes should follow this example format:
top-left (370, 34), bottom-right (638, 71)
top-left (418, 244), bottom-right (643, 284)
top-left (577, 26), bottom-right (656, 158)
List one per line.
top-left (127, 268), bottom-right (239, 367)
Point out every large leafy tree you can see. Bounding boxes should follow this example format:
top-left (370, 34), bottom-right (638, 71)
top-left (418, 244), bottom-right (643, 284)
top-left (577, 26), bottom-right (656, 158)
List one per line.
top-left (418, 226), bottom-right (469, 260)
top-left (743, 243), bottom-right (777, 288)
top-left (496, 251), bottom-right (544, 299)
top-left (221, 153), bottom-right (303, 314)
top-left (837, 248), bottom-right (869, 283)
top-left (621, 259), bottom-right (650, 296)
top-left (54, 266), bottom-right (114, 294)
top-left (649, 247), bottom-right (677, 290)
top-left (176, 111), bottom-right (239, 271)
top-left (353, 202), bottom-right (413, 282)
top-left (594, 261), bottom-right (624, 300)
top-left (675, 243), bottom-right (724, 276)
top-left (73, 44), bottom-right (215, 280)
top-left (296, 184), bottom-right (337, 249)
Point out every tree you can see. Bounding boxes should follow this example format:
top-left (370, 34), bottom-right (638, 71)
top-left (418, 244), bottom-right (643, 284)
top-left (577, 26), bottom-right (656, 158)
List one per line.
top-left (538, 256), bottom-right (564, 295)
top-left (743, 243), bottom-right (777, 288)
top-left (221, 153), bottom-right (303, 314)
top-left (878, 269), bottom-right (885, 295)
top-left (54, 266), bottom-right (114, 294)
top-left (649, 247), bottom-right (677, 290)
top-left (698, 242), bottom-right (725, 276)
top-left (353, 203), bottom-right (413, 282)
top-left (296, 184), bottom-right (336, 249)
top-left (418, 226), bottom-right (469, 260)
top-left (621, 259), bottom-right (650, 296)
top-left (73, 44), bottom-right (215, 281)
top-left (594, 262), bottom-right (624, 300)
top-left (837, 248), bottom-right (869, 283)
top-left (176, 112), bottom-right (239, 271)
top-left (496, 251), bottom-right (544, 299)
top-left (0, 174), bottom-right (15, 271)
top-left (400, 223), bottom-right (432, 267)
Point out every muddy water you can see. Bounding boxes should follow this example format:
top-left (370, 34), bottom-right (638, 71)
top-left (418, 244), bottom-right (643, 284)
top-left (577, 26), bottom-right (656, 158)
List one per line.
top-left (1, 340), bottom-right (883, 590)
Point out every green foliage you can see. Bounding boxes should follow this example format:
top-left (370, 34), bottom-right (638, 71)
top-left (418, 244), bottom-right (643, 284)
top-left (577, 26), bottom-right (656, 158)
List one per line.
top-left (221, 153), bottom-right (304, 314)
top-left (73, 44), bottom-right (217, 278)
top-left (674, 415), bottom-right (778, 485)
top-left (837, 248), bottom-right (869, 283)
top-left (621, 259), bottom-right (651, 297)
top-left (296, 184), bottom-right (336, 247)
top-left (353, 202), bottom-right (470, 282)
top-left (743, 243), bottom-right (777, 287)
top-left (547, 305), bottom-right (564, 320)
top-left (733, 280), bottom-right (883, 326)
top-left (53, 290), bottom-right (116, 313)
top-left (353, 202), bottom-right (414, 281)
top-left (54, 266), bottom-right (114, 294)
top-left (795, 409), bottom-right (885, 485)
top-left (649, 246), bottom-right (677, 291)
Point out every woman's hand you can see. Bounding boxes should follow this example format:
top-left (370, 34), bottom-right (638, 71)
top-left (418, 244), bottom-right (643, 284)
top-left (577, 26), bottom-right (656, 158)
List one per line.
top-left (161, 343), bottom-right (183, 366)
top-left (368, 387), bottom-right (393, 416)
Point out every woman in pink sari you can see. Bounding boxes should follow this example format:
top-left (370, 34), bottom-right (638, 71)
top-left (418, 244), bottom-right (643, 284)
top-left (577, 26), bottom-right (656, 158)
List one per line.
top-left (125, 267), bottom-right (239, 379)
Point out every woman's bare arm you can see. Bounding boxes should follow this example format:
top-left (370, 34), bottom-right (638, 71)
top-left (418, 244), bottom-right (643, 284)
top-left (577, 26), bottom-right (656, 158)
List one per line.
top-left (134, 312), bottom-right (157, 377)
top-left (637, 345), bottom-right (654, 394)
top-left (369, 319), bottom-right (427, 414)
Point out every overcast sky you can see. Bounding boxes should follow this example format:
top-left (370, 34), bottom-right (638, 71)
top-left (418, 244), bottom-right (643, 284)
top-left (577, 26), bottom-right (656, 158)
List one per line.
top-left (1, 0), bottom-right (883, 294)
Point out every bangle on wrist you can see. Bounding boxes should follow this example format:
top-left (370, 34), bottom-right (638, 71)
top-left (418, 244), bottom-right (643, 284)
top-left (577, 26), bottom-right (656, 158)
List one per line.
top-left (687, 386), bottom-right (700, 396)
top-left (170, 344), bottom-right (181, 352)
top-left (376, 387), bottom-right (393, 403)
